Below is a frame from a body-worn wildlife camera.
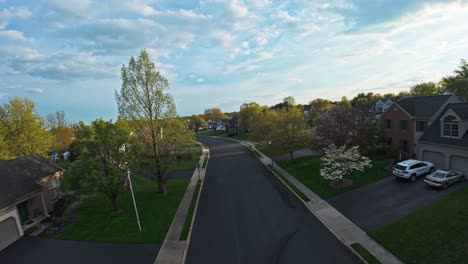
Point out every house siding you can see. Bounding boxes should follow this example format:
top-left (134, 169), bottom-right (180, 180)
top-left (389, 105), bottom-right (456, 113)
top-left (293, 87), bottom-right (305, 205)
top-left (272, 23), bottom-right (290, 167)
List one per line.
top-left (382, 105), bottom-right (414, 158)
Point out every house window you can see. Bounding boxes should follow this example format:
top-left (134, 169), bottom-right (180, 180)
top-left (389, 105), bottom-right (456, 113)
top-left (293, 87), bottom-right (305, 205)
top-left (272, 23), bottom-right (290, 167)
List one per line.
top-left (385, 119), bottom-right (392, 129)
top-left (416, 121), bottom-right (428, 132)
top-left (443, 116), bottom-right (459, 137)
top-left (400, 140), bottom-right (408, 153)
top-left (400, 120), bottom-right (409, 131)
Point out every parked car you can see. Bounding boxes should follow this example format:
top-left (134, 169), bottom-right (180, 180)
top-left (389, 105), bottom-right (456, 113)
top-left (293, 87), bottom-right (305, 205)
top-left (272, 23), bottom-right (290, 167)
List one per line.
top-left (424, 170), bottom-right (465, 189)
top-left (393, 159), bottom-right (435, 182)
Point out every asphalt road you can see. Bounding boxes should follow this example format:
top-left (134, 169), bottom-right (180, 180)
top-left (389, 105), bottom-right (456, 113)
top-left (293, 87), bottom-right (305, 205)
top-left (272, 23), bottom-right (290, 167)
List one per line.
top-left (0, 236), bottom-right (159, 264)
top-left (327, 175), bottom-right (468, 232)
top-left (186, 137), bottom-right (359, 264)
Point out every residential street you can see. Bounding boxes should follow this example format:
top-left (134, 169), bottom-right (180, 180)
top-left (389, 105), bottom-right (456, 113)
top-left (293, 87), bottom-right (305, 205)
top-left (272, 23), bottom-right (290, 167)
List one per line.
top-left (0, 236), bottom-right (159, 264)
top-left (186, 137), bottom-right (359, 264)
top-left (328, 175), bottom-right (467, 232)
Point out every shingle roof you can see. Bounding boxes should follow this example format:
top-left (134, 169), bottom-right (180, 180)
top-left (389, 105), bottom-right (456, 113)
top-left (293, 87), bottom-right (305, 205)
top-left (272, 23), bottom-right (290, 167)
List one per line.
top-left (419, 103), bottom-right (468, 148)
top-left (396, 95), bottom-right (452, 119)
top-left (0, 154), bottom-right (63, 210)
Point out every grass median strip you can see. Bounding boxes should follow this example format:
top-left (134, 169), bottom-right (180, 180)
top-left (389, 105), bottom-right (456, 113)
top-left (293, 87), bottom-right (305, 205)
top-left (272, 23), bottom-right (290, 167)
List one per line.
top-left (269, 165), bottom-right (310, 202)
top-left (179, 180), bottom-right (202, 241)
top-left (370, 186), bottom-right (467, 264)
top-left (350, 243), bottom-right (381, 264)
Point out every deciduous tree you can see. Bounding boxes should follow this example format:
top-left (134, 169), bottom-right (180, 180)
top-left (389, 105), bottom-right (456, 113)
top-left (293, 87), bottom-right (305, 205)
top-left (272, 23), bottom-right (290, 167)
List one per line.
top-left (239, 102), bottom-right (263, 131)
top-left (320, 145), bottom-right (372, 183)
top-left (309, 98), bottom-right (333, 125)
top-left (46, 110), bottom-right (74, 152)
top-left (188, 115), bottom-right (207, 132)
top-left (116, 50), bottom-right (192, 194)
top-left (204, 108), bottom-right (227, 121)
top-left (440, 59), bottom-right (468, 102)
top-left (315, 105), bottom-right (371, 151)
top-left (410, 82), bottom-right (441, 96)
top-left (0, 97), bottom-right (52, 160)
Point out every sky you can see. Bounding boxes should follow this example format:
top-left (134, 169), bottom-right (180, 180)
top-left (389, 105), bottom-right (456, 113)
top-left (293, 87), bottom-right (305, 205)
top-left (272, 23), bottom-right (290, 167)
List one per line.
top-left (0, 0), bottom-right (467, 122)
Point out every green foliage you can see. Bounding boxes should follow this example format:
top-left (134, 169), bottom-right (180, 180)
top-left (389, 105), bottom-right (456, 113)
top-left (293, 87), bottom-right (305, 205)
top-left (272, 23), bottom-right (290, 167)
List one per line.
top-left (371, 187), bottom-right (467, 264)
top-left (204, 108), bottom-right (227, 121)
top-left (410, 82), bottom-right (441, 96)
top-left (440, 59), bottom-right (468, 102)
top-left (116, 49), bottom-right (193, 194)
top-left (63, 119), bottom-right (133, 212)
top-left (340, 96), bottom-right (351, 106)
top-left (239, 102), bottom-right (263, 131)
top-left (308, 98), bottom-right (334, 125)
top-left (0, 97), bottom-right (52, 160)
top-left (46, 111), bottom-right (74, 152)
top-left (188, 115), bottom-right (207, 131)
top-left (350, 243), bottom-right (381, 264)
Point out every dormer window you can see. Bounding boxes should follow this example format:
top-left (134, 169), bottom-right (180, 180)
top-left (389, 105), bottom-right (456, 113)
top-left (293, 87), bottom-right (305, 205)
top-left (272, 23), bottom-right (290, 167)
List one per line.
top-left (442, 116), bottom-right (459, 137)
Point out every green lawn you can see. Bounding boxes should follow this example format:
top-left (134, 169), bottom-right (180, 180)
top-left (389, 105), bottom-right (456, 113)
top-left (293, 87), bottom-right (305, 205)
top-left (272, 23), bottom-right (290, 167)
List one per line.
top-left (351, 243), bottom-right (381, 264)
top-left (169, 144), bottom-right (202, 171)
top-left (280, 156), bottom-right (390, 199)
top-left (179, 180), bottom-right (201, 241)
top-left (255, 143), bottom-right (274, 157)
top-left (57, 177), bottom-right (189, 244)
top-left (370, 186), bottom-right (468, 264)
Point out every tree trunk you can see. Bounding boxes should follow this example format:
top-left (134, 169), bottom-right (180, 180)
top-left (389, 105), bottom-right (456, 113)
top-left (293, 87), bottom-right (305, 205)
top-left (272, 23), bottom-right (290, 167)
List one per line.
top-left (110, 195), bottom-right (118, 212)
top-left (155, 158), bottom-right (167, 195)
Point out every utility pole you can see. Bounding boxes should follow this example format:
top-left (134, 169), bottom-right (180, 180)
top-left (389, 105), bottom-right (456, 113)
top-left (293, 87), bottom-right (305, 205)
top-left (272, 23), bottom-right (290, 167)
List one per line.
top-left (127, 169), bottom-right (142, 231)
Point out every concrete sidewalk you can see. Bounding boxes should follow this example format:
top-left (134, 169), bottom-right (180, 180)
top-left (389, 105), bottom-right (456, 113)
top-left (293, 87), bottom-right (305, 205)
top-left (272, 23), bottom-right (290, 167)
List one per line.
top-left (154, 142), bottom-right (209, 264)
top-left (252, 145), bottom-right (403, 264)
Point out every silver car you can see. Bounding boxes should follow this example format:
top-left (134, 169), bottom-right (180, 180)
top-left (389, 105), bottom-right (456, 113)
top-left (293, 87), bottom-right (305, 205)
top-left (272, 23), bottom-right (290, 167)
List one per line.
top-left (424, 170), bottom-right (466, 189)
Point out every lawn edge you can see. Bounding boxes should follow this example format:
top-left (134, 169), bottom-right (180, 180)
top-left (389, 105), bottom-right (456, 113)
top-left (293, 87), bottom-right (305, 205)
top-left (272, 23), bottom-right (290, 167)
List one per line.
top-left (351, 243), bottom-right (381, 264)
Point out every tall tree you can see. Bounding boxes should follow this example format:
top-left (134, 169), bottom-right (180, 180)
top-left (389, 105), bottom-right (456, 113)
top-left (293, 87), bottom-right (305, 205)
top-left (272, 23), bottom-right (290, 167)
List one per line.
top-left (315, 105), bottom-right (371, 151)
top-left (440, 59), bottom-right (468, 102)
top-left (309, 98), bottom-right (334, 125)
top-left (116, 50), bottom-right (192, 194)
top-left (203, 108), bottom-right (227, 121)
top-left (46, 110), bottom-right (74, 152)
top-left (238, 102), bottom-right (263, 132)
top-left (248, 109), bottom-right (277, 142)
top-left (410, 82), bottom-right (441, 96)
top-left (283, 96), bottom-right (296, 106)
top-left (0, 97), bottom-right (52, 160)
top-left (339, 96), bottom-right (351, 106)
top-left (188, 115), bottom-right (207, 132)
top-left (64, 119), bottom-right (132, 212)
top-left (270, 108), bottom-right (312, 160)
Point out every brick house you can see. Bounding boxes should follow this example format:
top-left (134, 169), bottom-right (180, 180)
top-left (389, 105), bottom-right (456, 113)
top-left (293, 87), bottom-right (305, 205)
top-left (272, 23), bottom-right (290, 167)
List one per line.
top-left (0, 154), bottom-right (63, 250)
top-left (381, 95), bottom-right (460, 159)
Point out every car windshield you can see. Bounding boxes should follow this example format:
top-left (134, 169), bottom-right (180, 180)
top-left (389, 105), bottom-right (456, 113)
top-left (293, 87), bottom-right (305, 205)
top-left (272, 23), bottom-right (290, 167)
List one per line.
top-left (395, 165), bottom-right (407, 171)
top-left (431, 172), bottom-right (446, 178)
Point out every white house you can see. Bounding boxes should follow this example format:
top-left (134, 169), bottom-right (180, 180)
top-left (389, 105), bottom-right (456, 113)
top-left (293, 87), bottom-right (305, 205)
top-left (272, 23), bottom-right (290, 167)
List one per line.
top-left (373, 98), bottom-right (393, 114)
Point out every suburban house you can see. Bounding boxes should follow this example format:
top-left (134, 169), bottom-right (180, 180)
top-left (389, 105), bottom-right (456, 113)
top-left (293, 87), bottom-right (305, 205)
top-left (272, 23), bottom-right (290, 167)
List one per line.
top-left (373, 98), bottom-right (394, 114)
top-left (418, 103), bottom-right (468, 175)
top-left (303, 105), bottom-right (311, 122)
top-left (0, 154), bottom-right (63, 251)
top-left (381, 95), bottom-right (460, 159)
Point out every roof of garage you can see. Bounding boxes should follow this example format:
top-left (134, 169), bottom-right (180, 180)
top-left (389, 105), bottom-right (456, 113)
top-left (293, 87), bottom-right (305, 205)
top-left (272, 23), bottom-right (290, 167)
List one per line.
top-left (0, 154), bottom-right (63, 210)
top-left (419, 103), bottom-right (468, 148)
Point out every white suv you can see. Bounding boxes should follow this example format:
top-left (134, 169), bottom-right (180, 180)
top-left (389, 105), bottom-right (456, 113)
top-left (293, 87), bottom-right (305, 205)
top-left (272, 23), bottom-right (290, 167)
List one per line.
top-left (393, 159), bottom-right (435, 182)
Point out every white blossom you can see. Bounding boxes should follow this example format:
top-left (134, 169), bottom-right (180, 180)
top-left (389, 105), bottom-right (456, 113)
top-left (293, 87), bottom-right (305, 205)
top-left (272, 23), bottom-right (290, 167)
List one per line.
top-left (320, 144), bottom-right (372, 181)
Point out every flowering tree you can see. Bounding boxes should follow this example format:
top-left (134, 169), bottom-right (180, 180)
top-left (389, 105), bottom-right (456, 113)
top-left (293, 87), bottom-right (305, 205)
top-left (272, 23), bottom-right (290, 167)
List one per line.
top-left (320, 144), bottom-right (372, 182)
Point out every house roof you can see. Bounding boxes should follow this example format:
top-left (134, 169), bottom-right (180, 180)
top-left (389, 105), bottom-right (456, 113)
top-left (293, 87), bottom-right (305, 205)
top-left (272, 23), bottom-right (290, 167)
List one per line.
top-left (0, 154), bottom-right (63, 210)
top-left (303, 105), bottom-right (311, 111)
top-left (396, 95), bottom-right (452, 119)
top-left (419, 103), bottom-right (468, 148)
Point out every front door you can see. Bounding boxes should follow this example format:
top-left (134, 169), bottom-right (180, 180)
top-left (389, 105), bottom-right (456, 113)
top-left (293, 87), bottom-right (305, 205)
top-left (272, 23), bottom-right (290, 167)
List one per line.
top-left (17, 201), bottom-right (30, 224)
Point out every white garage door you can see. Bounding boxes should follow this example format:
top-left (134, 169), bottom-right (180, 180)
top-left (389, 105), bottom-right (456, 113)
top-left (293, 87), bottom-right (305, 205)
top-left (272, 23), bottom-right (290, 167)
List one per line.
top-left (450, 156), bottom-right (468, 175)
top-left (0, 217), bottom-right (20, 251)
top-left (422, 151), bottom-right (445, 169)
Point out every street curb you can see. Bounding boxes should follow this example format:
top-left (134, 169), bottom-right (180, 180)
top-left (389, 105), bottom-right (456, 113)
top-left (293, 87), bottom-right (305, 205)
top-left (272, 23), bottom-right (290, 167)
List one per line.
top-left (154, 142), bottom-right (209, 264)
top-left (180, 146), bottom-right (209, 264)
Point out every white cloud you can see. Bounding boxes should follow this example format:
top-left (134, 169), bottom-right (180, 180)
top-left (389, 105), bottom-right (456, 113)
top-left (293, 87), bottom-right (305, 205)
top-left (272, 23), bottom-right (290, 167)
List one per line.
top-left (250, 0), bottom-right (272, 8)
top-left (25, 88), bottom-right (45, 94)
top-left (241, 41), bottom-right (249, 48)
top-left (0, 6), bottom-right (32, 29)
top-left (0, 29), bottom-right (32, 42)
top-left (274, 10), bottom-right (301, 24)
top-left (228, 0), bottom-right (249, 18)
top-left (196, 78), bottom-right (205, 83)
top-left (225, 51), bottom-right (274, 73)
top-left (212, 29), bottom-right (236, 49)
top-left (47, 0), bottom-right (92, 19)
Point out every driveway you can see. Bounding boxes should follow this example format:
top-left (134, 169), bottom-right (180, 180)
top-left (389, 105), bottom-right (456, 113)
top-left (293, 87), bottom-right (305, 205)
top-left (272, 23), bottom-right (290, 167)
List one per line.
top-left (327, 176), bottom-right (467, 232)
top-left (186, 137), bottom-right (359, 264)
top-left (0, 236), bottom-right (159, 264)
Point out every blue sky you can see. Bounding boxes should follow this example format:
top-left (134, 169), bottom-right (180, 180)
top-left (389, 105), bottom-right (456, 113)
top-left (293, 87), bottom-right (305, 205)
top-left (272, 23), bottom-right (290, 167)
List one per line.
top-left (0, 0), bottom-right (467, 122)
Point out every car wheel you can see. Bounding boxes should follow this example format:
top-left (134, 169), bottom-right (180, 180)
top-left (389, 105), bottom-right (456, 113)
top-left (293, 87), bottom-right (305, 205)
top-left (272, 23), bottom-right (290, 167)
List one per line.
top-left (443, 183), bottom-right (449, 189)
top-left (410, 174), bottom-right (416, 182)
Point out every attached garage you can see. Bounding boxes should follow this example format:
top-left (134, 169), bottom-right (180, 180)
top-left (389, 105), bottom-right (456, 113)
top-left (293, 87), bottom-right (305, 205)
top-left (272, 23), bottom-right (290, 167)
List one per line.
top-left (0, 217), bottom-right (20, 251)
top-left (450, 156), bottom-right (468, 175)
top-left (422, 150), bottom-right (445, 170)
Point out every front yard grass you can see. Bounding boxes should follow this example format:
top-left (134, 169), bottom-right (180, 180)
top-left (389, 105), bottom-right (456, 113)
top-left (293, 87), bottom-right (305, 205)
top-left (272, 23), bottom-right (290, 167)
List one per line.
top-left (56, 177), bottom-right (189, 244)
top-left (169, 144), bottom-right (202, 172)
top-left (280, 156), bottom-right (390, 199)
top-left (370, 186), bottom-right (467, 264)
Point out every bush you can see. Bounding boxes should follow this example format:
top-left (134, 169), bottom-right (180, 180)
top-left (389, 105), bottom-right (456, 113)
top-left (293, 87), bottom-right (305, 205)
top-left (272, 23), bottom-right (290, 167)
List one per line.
top-left (368, 143), bottom-right (398, 159)
top-left (52, 194), bottom-right (77, 217)
top-left (227, 129), bottom-right (238, 137)
top-left (176, 152), bottom-right (192, 160)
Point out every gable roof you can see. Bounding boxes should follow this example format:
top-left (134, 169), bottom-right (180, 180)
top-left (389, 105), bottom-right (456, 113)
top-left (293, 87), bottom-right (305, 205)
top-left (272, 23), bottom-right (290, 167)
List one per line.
top-left (396, 95), bottom-right (452, 119)
top-left (419, 103), bottom-right (468, 148)
top-left (0, 154), bottom-right (63, 210)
